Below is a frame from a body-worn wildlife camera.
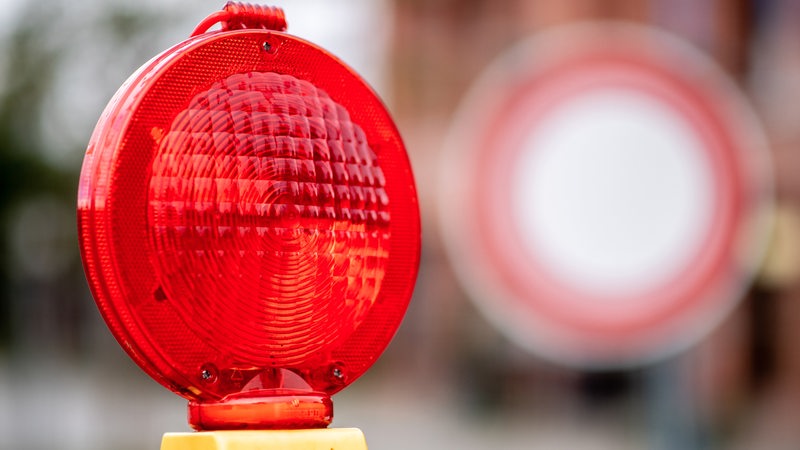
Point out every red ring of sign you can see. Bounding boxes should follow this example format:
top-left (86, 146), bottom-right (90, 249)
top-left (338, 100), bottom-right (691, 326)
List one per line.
top-left (443, 26), bottom-right (770, 366)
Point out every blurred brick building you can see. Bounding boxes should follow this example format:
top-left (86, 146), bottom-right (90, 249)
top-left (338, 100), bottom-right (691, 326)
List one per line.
top-left (386, 0), bottom-right (800, 447)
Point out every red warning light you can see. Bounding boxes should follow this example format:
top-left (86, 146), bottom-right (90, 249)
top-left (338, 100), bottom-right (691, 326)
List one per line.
top-left (78, 3), bottom-right (420, 430)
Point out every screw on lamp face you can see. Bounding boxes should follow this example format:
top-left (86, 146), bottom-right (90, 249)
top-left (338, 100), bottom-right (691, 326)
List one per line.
top-left (200, 364), bottom-right (217, 383)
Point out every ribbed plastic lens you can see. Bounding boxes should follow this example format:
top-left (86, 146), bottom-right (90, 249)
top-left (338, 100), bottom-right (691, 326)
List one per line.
top-left (150, 72), bottom-right (390, 366)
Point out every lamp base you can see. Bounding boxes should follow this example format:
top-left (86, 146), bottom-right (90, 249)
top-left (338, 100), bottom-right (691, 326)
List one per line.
top-left (161, 428), bottom-right (367, 450)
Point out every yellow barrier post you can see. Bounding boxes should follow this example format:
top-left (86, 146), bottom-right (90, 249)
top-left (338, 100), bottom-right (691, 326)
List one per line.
top-left (161, 429), bottom-right (368, 450)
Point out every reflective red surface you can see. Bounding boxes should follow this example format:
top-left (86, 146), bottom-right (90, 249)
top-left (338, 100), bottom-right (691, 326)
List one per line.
top-left (78, 28), bottom-right (419, 429)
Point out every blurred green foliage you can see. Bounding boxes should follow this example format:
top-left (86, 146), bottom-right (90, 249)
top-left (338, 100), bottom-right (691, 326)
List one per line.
top-left (0, 11), bottom-right (74, 347)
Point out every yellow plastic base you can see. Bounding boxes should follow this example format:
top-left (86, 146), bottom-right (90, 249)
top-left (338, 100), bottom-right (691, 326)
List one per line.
top-left (161, 428), bottom-right (368, 450)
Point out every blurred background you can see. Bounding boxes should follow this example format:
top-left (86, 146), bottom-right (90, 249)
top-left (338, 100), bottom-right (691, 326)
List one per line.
top-left (1, 0), bottom-right (800, 448)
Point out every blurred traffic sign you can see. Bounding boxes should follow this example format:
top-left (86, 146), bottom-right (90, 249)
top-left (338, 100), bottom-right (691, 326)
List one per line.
top-left (440, 23), bottom-right (772, 368)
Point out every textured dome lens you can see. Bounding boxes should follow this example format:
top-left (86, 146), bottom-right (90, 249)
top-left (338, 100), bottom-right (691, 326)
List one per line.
top-left (149, 72), bottom-right (390, 366)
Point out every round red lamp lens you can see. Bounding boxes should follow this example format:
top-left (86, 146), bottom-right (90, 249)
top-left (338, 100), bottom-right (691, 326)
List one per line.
top-left (78, 16), bottom-right (420, 430)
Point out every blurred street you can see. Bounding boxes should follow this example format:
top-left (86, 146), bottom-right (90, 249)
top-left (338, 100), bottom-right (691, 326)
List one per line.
top-left (3, 0), bottom-right (800, 449)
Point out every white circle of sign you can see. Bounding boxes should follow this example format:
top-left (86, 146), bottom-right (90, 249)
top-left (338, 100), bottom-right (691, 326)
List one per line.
top-left (512, 88), bottom-right (715, 298)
